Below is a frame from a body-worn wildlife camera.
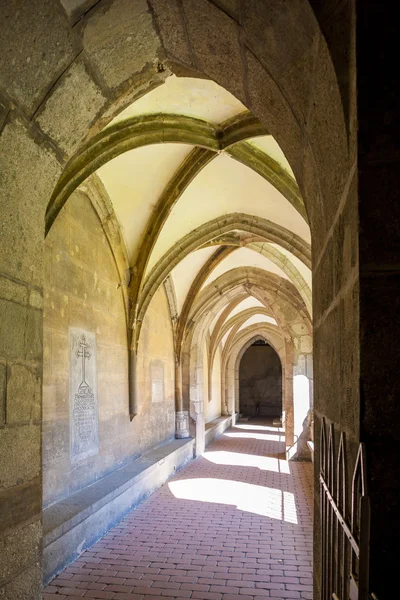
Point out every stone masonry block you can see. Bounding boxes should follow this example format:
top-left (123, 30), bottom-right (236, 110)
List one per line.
top-left (60, 0), bottom-right (100, 23)
top-left (0, 424), bottom-right (40, 488)
top-left (37, 59), bottom-right (106, 157)
top-left (0, 275), bottom-right (28, 306)
top-left (246, 49), bottom-right (303, 180)
top-left (82, 0), bottom-right (160, 89)
top-left (0, 561), bottom-right (42, 600)
top-left (0, 118), bottom-right (62, 286)
top-left (0, 0), bottom-right (76, 116)
top-left (6, 364), bottom-right (41, 424)
top-left (0, 363), bottom-right (5, 425)
top-left (0, 299), bottom-right (27, 360)
top-left (182, 0), bottom-right (246, 103)
top-left (0, 520), bottom-right (41, 587)
top-left (149, 0), bottom-right (192, 65)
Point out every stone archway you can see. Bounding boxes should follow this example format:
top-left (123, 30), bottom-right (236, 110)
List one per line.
top-left (0, 2), bottom-right (360, 598)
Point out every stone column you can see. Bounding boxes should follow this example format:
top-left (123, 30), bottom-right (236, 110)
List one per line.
top-left (191, 399), bottom-right (205, 456)
top-left (175, 411), bottom-right (189, 439)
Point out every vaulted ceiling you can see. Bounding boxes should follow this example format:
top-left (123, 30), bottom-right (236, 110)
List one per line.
top-left (74, 74), bottom-right (312, 359)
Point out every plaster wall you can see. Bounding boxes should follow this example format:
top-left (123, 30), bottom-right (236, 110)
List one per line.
top-left (239, 344), bottom-right (282, 418)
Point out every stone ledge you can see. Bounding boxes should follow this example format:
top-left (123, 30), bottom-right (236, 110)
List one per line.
top-left (204, 415), bottom-right (233, 447)
top-left (43, 437), bottom-right (194, 585)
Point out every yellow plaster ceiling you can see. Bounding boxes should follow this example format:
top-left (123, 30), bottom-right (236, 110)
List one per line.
top-left (147, 153), bottom-right (310, 273)
top-left (109, 75), bottom-right (246, 127)
top-left (238, 314), bottom-right (278, 332)
top-left (97, 143), bottom-right (193, 263)
top-left (170, 247), bottom-right (217, 314)
top-left (201, 248), bottom-right (290, 290)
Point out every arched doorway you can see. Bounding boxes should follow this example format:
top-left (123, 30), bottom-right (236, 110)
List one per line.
top-left (239, 340), bottom-right (282, 419)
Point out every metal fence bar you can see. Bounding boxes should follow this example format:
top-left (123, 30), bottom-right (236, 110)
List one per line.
top-left (319, 420), bottom-right (375, 600)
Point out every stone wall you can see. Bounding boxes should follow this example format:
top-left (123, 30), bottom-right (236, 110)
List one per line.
top-left (0, 1), bottom-right (386, 597)
top-left (43, 191), bottom-right (175, 507)
top-left (239, 344), bottom-right (282, 418)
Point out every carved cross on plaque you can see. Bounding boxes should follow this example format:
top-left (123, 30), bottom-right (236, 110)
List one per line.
top-left (76, 334), bottom-right (91, 386)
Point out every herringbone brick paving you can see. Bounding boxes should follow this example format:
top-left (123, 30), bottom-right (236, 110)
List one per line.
top-left (43, 421), bottom-right (313, 600)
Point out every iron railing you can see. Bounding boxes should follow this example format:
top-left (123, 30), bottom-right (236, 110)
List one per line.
top-left (319, 419), bottom-right (375, 600)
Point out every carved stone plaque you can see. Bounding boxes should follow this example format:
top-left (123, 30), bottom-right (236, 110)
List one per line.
top-left (151, 360), bottom-right (164, 403)
top-left (69, 328), bottom-right (99, 462)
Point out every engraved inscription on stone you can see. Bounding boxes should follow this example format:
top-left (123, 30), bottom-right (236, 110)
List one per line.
top-left (151, 360), bottom-right (164, 403)
top-left (69, 328), bottom-right (99, 462)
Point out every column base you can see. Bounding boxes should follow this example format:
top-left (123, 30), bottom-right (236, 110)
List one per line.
top-left (175, 410), bottom-right (190, 439)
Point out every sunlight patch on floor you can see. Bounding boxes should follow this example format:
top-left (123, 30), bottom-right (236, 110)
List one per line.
top-left (168, 477), bottom-right (298, 523)
top-left (224, 431), bottom-right (286, 442)
top-left (204, 450), bottom-right (290, 473)
top-left (234, 423), bottom-right (285, 433)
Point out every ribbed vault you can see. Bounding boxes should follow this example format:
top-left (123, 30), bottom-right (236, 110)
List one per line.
top-left (52, 74), bottom-right (313, 457)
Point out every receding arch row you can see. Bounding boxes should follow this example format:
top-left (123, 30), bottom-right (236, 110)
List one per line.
top-left (209, 306), bottom-right (278, 374)
top-left (136, 214), bottom-right (311, 342)
top-left (181, 267), bottom-right (312, 426)
top-left (180, 267), bottom-right (311, 413)
top-left (186, 267), bottom-right (310, 343)
top-left (207, 306), bottom-right (281, 414)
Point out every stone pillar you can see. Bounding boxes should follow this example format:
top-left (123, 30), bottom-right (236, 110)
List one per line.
top-left (175, 410), bottom-right (189, 439)
top-left (191, 399), bottom-right (205, 456)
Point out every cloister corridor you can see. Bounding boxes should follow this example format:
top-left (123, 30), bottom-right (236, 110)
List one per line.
top-left (43, 421), bottom-right (313, 600)
top-left (2, 2), bottom-right (398, 598)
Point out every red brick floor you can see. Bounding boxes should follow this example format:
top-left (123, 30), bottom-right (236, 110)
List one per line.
top-left (43, 421), bottom-right (313, 600)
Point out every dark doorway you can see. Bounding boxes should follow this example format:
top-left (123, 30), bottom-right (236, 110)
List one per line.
top-left (239, 341), bottom-right (282, 418)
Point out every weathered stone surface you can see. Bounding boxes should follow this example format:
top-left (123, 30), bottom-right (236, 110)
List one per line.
top-left (211, 0), bottom-right (239, 20)
top-left (0, 275), bottom-right (28, 306)
top-left (306, 40), bottom-right (348, 225)
top-left (0, 519), bottom-right (41, 586)
top-left (0, 363), bottom-right (5, 425)
top-left (243, 0), bottom-right (316, 72)
top-left (340, 281), bottom-right (359, 438)
top-left (82, 0), bottom-right (160, 89)
top-left (29, 289), bottom-right (43, 310)
top-left (25, 308), bottom-right (43, 363)
top-left (314, 303), bottom-right (341, 424)
top-left (0, 299), bottom-right (27, 360)
top-left (182, 0), bottom-right (246, 103)
top-left (0, 96), bottom-right (9, 131)
top-left (149, 0), bottom-right (192, 65)
top-left (37, 60), bottom-right (106, 156)
top-left (243, 0), bottom-right (317, 125)
top-left (6, 364), bottom-right (41, 424)
top-left (246, 49), bottom-right (303, 182)
top-left (0, 0), bottom-right (76, 116)
top-left (0, 425), bottom-right (40, 488)
top-left (0, 561), bottom-right (42, 600)
top-left (0, 118), bottom-right (62, 286)
top-left (60, 0), bottom-right (99, 23)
